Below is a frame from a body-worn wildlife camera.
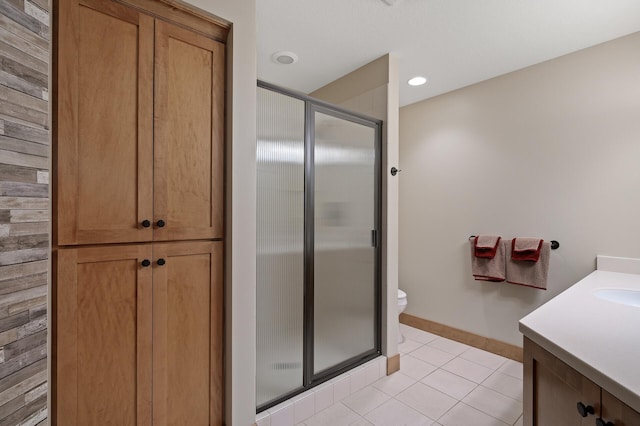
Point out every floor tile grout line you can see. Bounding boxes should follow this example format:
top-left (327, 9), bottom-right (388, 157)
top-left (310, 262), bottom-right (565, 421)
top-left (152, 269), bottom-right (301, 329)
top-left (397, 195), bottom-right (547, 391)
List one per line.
top-left (457, 388), bottom-right (521, 425)
top-left (436, 364), bottom-right (491, 384)
top-left (404, 339), bottom-right (512, 373)
top-left (433, 399), bottom-right (464, 424)
top-left (478, 370), bottom-right (525, 402)
top-left (418, 369), bottom-right (479, 398)
top-left (512, 413), bottom-right (524, 426)
top-left (345, 387), bottom-right (392, 418)
top-left (442, 401), bottom-right (511, 426)
top-left (473, 383), bottom-right (524, 404)
top-left (283, 325), bottom-right (523, 426)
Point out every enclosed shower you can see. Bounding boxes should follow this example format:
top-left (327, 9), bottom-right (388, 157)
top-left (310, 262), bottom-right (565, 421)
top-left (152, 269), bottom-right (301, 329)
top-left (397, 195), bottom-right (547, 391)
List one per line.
top-left (256, 82), bottom-right (382, 411)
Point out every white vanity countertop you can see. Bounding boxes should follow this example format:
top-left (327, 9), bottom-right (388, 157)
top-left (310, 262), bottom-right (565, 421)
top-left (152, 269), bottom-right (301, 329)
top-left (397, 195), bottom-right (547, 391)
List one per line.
top-left (519, 269), bottom-right (640, 410)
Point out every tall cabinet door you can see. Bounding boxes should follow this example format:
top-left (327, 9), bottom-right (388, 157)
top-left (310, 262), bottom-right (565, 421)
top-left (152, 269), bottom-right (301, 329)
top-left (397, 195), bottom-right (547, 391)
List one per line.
top-left (56, 244), bottom-right (153, 425)
top-left (153, 21), bottom-right (225, 241)
top-left (56, 0), bottom-right (154, 245)
top-left (152, 241), bottom-right (223, 425)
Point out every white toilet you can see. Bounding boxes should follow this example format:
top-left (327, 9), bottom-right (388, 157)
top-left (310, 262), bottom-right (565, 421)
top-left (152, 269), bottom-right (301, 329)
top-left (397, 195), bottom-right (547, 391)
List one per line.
top-left (397, 289), bottom-right (408, 343)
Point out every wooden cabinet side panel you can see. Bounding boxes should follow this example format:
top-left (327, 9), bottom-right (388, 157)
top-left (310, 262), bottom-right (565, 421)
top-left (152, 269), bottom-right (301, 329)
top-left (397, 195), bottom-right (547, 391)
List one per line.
top-left (56, 245), bottom-right (153, 426)
top-left (211, 39), bottom-right (225, 240)
top-left (153, 241), bottom-right (223, 426)
top-left (56, 0), bottom-right (80, 246)
top-left (523, 337), bottom-right (534, 426)
top-left (56, 0), bottom-right (153, 245)
top-left (153, 21), bottom-right (225, 241)
top-left (210, 241), bottom-right (224, 422)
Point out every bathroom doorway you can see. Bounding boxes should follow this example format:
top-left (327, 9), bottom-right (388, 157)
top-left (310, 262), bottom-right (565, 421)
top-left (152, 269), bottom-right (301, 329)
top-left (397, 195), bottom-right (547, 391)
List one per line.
top-left (256, 82), bottom-right (382, 411)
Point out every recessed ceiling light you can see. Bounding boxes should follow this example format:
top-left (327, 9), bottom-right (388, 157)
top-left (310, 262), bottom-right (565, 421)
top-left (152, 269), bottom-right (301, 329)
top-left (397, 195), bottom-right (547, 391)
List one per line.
top-left (408, 76), bottom-right (427, 86)
top-left (272, 51), bottom-right (298, 65)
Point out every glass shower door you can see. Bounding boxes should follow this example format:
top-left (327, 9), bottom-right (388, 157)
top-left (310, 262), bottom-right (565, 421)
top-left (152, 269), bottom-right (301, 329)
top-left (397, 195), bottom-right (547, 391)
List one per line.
top-left (256, 87), bottom-right (305, 407)
top-left (256, 81), bottom-right (381, 411)
top-left (312, 108), bottom-right (379, 375)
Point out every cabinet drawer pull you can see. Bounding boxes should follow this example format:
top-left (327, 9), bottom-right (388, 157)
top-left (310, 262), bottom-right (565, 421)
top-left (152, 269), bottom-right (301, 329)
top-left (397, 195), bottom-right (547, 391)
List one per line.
top-left (157, 258), bottom-right (166, 266)
top-left (141, 259), bottom-right (151, 267)
top-left (141, 219), bottom-right (151, 228)
top-left (577, 402), bottom-right (594, 417)
top-left (156, 219), bottom-right (166, 228)
top-left (596, 419), bottom-right (614, 426)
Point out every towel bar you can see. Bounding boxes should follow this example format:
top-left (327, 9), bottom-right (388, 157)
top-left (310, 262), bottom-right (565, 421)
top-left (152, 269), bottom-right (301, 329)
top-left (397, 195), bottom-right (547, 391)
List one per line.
top-left (469, 236), bottom-right (560, 250)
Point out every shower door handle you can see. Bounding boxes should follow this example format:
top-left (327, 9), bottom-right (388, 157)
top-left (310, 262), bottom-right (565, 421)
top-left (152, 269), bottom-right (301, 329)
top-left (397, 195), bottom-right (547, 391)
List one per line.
top-left (371, 230), bottom-right (378, 248)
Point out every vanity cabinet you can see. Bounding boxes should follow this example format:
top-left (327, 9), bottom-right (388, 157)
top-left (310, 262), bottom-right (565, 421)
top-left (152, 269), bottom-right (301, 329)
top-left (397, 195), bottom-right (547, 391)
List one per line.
top-left (524, 337), bottom-right (640, 426)
top-left (601, 390), bottom-right (640, 426)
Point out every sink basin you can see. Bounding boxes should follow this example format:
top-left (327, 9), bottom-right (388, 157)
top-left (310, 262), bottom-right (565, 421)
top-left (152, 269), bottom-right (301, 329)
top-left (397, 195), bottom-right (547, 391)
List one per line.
top-left (593, 289), bottom-right (640, 307)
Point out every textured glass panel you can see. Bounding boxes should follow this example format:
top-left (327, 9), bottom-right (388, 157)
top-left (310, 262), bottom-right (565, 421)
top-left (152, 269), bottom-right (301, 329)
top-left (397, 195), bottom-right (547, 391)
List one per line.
top-left (313, 111), bottom-right (377, 374)
top-left (256, 87), bottom-right (305, 406)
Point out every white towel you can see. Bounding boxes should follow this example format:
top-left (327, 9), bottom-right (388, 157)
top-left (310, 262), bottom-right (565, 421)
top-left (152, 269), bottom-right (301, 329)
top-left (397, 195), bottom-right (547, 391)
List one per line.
top-left (470, 238), bottom-right (505, 282)
top-left (506, 241), bottom-right (550, 289)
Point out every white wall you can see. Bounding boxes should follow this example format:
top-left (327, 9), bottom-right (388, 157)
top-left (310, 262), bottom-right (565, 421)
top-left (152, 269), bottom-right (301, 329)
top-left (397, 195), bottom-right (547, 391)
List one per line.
top-left (312, 55), bottom-right (401, 361)
top-left (399, 32), bottom-right (640, 347)
top-left (182, 1), bottom-right (257, 424)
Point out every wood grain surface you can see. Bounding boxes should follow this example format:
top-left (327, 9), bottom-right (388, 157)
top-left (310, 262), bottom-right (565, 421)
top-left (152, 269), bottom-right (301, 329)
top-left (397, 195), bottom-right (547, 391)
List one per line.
top-left (153, 20), bottom-right (225, 241)
top-left (56, 0), bottom-right (153, 245)
top-left (0, 0), bottom-right (49, 424)
top-left (50, 0), bottom-right (227, 424)
top-left (152, 241), bottom-right (223, 426)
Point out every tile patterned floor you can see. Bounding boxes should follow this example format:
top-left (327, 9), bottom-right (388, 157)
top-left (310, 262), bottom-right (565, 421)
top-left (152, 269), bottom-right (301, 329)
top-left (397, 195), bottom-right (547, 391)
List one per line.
top-left (293, 324), bottom-right (523, 426)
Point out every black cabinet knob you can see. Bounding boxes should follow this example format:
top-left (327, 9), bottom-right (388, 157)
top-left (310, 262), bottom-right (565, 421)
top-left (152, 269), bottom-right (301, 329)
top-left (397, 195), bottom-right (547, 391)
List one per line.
top-left (141, 259), bottom-right (151, 267)
top-left (156, 219), bottom-right (166, 228)
top-left (577, 402), bottom-right (594, 417)
top-left (596, 419), bottom-right (614, 426)
top-left (141, 219), bottom-right (151, 228)
top-left (157, 258), bottom-right (166, 266)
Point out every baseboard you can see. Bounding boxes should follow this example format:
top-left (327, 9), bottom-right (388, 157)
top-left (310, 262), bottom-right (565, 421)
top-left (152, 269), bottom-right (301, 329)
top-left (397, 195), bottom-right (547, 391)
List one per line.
top-left (387, 353), bottom-right (400, 375)
top-left (400, 313), bottom-right (523, 362)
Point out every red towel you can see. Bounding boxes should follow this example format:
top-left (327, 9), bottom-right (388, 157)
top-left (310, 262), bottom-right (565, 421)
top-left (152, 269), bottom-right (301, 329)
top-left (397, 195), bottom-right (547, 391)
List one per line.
top-left (474, 235), bottom-right (501, 259)
top-left (511, 238), bottom-right (543, 262)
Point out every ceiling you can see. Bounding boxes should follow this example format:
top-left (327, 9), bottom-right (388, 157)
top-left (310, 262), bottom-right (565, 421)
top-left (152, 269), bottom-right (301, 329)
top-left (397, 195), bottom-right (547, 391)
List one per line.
top-left (256, 0), bottom-right (640, 107)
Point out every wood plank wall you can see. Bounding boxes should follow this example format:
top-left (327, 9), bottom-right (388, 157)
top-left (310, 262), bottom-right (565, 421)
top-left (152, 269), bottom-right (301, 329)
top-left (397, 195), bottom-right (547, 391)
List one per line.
top-left (0, 0), bottom-right (50, 424)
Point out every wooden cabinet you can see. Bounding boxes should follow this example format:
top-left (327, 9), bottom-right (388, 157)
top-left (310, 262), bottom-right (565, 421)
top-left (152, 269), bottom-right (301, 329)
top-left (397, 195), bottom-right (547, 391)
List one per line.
top-left (56, 0), bottom-right (225, 246)
top-left (53, 0), bottom-right (227, 424)
top-left (524, 337), bottom-right (600, 426)
top-left (152, 241), bottom-right (224, 425)
top-left (56, 241), bottom-right (223, 425)
top-left (56, 244), bottom-right (154, 425)
top-left (524, 337), bottom-right (640, 426)
top-left (153, 22), bottom-right (225, 242)
top-left (601, 390), bottom-right (640, 426)
top-left (56, 0), bottom-right (154, 245)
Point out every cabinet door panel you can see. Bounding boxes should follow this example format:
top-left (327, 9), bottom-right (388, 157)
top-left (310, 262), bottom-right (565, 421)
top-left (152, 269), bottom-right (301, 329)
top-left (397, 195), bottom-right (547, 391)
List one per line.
top-left (524, 337), bottom-right (600, 426)
top-left (56, 0), bottom-right (153, 245)
top-left (154, 21), bottom-right (225, 241)
top-left (601, 390), bottom-right (640, 426)
top-left (153, 241), bottom-right (223, 425)
top-left (56, 244), bottom-right (153, 426)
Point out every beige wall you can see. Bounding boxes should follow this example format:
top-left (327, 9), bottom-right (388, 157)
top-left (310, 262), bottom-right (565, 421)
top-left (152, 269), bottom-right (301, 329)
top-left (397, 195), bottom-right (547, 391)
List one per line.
top-left (183, 1), bottom-right (257, 424)
top-left (312, 54), bottom-right (401, 360)
top-left (399, 32), bottom-right (640, 347)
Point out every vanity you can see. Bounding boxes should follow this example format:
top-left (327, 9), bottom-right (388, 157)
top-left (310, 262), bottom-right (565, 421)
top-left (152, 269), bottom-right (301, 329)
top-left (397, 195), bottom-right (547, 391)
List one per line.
top-left (520, 256), bottom-right (640, 426)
